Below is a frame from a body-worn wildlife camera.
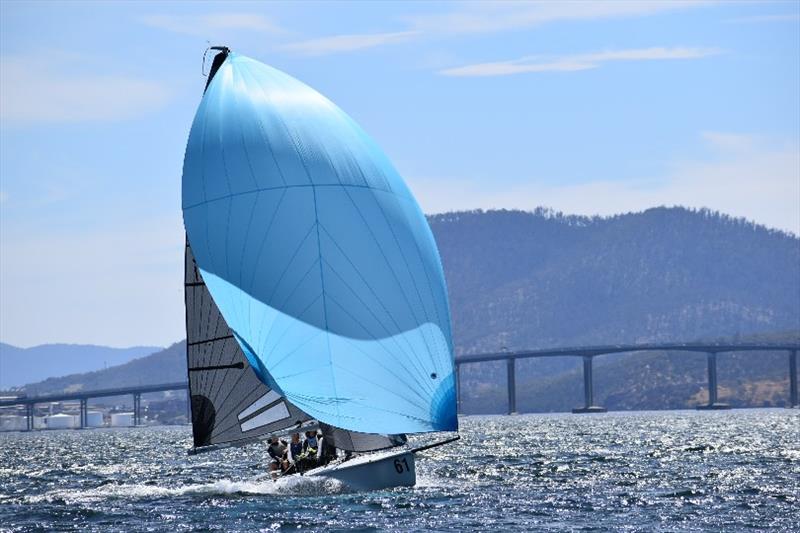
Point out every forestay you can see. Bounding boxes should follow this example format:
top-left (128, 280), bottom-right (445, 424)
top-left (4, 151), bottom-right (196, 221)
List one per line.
top-left (182, 53), bottom-right (458, 435)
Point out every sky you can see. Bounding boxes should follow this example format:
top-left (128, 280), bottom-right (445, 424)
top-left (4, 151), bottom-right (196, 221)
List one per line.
top-left (1, 1), bottom-right (798, 348)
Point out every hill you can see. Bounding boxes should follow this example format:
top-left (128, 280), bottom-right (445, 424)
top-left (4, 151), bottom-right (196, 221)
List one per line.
top-left (0, 343), bottom-right (162, 389)
top-left (8, 207), bottom-right (800, 412)
top-left (432, 207), bottom-right (798, 354)
top-left (17, 342), bottom-right (186, 397)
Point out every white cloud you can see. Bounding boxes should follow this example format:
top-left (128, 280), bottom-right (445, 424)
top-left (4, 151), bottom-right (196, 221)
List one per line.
top-left (439, 46), bottom-right (722, 77)
top-left (277, 2), bottom-right (713, 57)
top-left (407, 133), bottom-right (800, 235)
top-left (725, 13), bottom-right (800, 24)
top-left (408, 1), bottom-right (711, 34)
top-left (141, 13), bottom-right (284, 36)
top-left (280, 31), bottom-right (419, 56)
top-left (0, 54), bottom-right (170, 123)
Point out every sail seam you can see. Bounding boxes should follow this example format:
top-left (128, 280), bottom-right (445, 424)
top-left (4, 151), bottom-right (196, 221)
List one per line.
top-left (317, 249), bottom-right (433, 393)
top-left (183, 182), bottom-right (408, 211)
top-left (323, 292), bottom-right (431, 411)
top-left (312, 186), bottom-right (340, 422)
top-left (338, 185), bottom-right (436, 395)
top-left (252, 222), bottom-right (318, 356)
top-left (368, 188), bottom-right (441, 383)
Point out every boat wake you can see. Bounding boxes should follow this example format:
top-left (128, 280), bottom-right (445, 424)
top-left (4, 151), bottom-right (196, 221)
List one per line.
top-left (26, 475), bottom-right (348, 504)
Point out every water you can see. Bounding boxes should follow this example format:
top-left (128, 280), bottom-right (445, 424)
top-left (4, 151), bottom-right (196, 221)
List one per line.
top-left (1, 410), bottom-right (798, 532)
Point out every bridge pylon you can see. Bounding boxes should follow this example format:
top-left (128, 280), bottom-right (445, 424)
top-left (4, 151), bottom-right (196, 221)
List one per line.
top-left (572, 356), bottom-right (607, 414)
top-left (789, 350), bottom-right (798, 409)
top-left (697, 352), bottom-right (731, 410)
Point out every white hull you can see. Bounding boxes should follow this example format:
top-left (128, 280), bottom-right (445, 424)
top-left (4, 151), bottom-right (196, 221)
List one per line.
top-left (306, 448), bottom-right (416, 491)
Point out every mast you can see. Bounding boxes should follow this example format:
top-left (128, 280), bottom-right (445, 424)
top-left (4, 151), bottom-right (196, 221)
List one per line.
top-left (204, 46), bottom-right (230, 93)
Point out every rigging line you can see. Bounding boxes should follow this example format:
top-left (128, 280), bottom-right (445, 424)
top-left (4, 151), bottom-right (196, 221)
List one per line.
top-left (317, 227), bottom-right (433, 391)
top-left (319, 254), bottom-right (434, 394)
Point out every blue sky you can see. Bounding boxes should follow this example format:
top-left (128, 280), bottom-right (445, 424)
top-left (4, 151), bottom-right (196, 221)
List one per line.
top-left (1, 1), bottom-right (798, 348)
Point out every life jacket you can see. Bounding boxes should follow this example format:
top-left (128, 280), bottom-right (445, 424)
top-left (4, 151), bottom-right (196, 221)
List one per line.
top-left (289, 441), bottom-right (303, 458)
top-left (268, 442), bottom-right (286, 460)
top-left (321, 438), bottom-right (337, 459)
top-left (304, 437), bottom-right (318, 455)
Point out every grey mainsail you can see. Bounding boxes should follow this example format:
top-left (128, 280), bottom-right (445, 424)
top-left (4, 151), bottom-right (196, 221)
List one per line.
top-left (185, 242), bottom-right (311, 452)
top-left (185, 242), bottom-right (405, 454)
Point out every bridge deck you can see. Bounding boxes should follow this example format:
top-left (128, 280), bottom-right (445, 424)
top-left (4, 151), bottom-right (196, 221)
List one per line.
top-left (0, 382), bottom-right (188, 408)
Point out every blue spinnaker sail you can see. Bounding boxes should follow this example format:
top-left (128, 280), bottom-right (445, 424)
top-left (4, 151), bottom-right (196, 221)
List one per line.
top-left (182, 53), bottom-right (456, 434)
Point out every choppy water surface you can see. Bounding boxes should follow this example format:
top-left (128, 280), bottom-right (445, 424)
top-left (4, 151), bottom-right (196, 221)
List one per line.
top-left (1, 410), bottom-right (798, 532)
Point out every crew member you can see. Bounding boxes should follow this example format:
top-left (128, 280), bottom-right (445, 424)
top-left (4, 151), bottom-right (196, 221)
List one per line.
top-left (266, 437), bottom-right (287, 472)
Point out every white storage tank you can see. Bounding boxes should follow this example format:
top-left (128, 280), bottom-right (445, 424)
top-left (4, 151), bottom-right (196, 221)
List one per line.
top-left (110, 412), bottom-right (134, 427)
top-left (33, 416), bottom-right (46, 429)
top-left (0, 415), bottom-right (27, 431)
top-left (86, 411), bottom-right (104, 427)
top-left (46, 413), bottom-right (78, 429)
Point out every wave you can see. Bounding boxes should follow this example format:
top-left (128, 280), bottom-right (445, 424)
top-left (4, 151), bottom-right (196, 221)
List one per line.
top-left (26, 475), bottom-right (347, 504)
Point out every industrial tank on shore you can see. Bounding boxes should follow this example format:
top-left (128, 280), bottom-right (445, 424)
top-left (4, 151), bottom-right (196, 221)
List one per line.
top-left (86, 411), bottom-right (104, 427)
top-left (45, 413), bottom-right (79, 429)
top-left (110, 413), bottom-right (134, 427)
top-left (0, 415), bottom-right (27, 431)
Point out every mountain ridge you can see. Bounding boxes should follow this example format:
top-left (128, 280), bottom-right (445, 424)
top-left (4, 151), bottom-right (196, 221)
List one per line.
top-left (0, 343), bottom-right (162, 389)
top-left (5, 206), bottom-right (799, 412)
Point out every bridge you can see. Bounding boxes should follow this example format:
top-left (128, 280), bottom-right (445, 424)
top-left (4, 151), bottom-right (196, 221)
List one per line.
top-left (1, 343), bottom-right (798, 431)
top-left (0, 382), bottom-right (188, 430)
top-left (454, 343), bottom-right (800, 414)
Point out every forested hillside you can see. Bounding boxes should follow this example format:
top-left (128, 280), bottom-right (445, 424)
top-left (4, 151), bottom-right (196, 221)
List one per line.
top-left (11, 207), bottom-right (800, 412)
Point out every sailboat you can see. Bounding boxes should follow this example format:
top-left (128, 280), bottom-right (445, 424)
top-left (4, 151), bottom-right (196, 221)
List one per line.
top-left (182, 47), bottom-right (458, 491)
